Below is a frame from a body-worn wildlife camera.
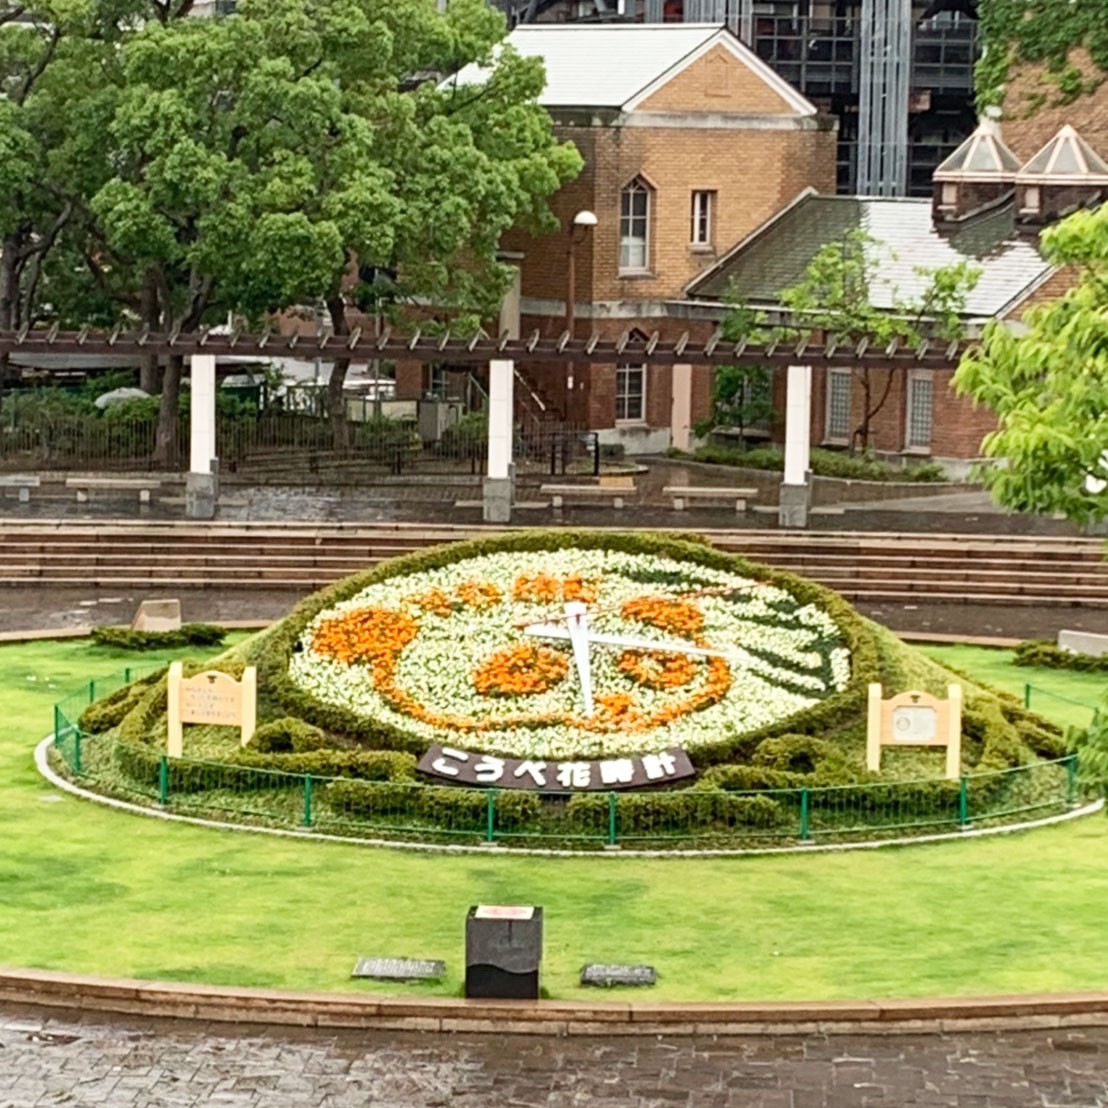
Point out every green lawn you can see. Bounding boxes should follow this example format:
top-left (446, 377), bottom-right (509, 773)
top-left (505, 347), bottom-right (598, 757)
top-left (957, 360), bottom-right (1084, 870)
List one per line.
top-left (1, 635), bottom-right (1107, 1002)
top-left (919, 643), bottom-right (1106, 730)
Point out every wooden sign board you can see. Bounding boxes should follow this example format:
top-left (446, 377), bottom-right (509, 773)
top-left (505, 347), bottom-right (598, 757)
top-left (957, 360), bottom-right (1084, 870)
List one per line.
top-left (166, 662), bottom-right (256, 758)
top-left (866, 683), bottom-right (962, 780)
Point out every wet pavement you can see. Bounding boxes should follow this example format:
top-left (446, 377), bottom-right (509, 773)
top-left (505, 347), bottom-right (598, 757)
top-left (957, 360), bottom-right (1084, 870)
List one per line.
top-left (3, 1004), bottom-right (1108, 1107)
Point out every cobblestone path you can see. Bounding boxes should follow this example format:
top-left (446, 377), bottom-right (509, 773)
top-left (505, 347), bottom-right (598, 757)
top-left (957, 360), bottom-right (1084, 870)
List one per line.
top-left (3, 1006), bottom-right (1108, 1107)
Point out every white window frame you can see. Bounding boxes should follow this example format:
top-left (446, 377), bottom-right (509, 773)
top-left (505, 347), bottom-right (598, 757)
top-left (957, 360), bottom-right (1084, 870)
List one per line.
top-left (616, 363), bottom-right (647, 423)
top-left (1022, 185), bottom-right (1041, 214)
top-left (824, 368), bottom-right (852, 444)
top-left (619, 179), bottom-right (651, 273)
top-left (940, 182), bottom-right (958, 207)
top-left (691, 190), bottom-right (714, 248)
top-left (905, 370), bottom-right (934, 452)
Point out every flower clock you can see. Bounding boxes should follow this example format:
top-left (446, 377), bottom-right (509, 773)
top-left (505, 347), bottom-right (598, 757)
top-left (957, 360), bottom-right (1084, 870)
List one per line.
top-left (289, 548), bottom-right (851, 768)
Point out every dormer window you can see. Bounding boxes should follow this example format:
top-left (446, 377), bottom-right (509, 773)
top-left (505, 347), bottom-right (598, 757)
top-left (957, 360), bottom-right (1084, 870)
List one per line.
top-left (1022, 186), bottom-right (1041, 214)
top-left (940, 183), bottom-right (958, 208)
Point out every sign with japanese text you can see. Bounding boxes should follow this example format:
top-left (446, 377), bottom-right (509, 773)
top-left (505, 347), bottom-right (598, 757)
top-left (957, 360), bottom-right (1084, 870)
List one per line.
top-left (166, 662), bottom-right (257, 758)
top-left (866, 683), bottom-right (962, 780)
top-left (417, 744), bottom-right (695, 792)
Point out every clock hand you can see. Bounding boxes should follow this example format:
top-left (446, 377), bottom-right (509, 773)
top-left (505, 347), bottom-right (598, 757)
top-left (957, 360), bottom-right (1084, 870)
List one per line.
top-left (564, 601), bottom-right (594, 717)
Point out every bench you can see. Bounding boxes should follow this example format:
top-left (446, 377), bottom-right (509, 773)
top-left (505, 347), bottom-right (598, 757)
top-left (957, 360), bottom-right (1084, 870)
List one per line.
top-left (540, 483), bottom-right (634, 510)
top-left (0, 475), bottom-right (40, 503)
top-left (66, 476), bottom-right (162, 504)
top-left (663, 485), bottom-right (758, 512)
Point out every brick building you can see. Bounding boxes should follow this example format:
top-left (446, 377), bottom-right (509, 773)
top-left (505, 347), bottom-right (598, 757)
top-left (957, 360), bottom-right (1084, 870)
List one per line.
top-left (437, 22), bottom-right (837, 453)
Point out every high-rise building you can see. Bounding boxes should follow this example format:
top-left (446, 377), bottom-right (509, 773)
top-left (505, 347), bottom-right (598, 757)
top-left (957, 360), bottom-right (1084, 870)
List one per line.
top-left (497, 0), bottom-right (979, 198)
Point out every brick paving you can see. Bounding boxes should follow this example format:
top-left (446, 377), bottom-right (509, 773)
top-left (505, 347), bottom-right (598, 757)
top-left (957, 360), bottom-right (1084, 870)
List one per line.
top-left (3, 1005), bottom-right (1108, 1107)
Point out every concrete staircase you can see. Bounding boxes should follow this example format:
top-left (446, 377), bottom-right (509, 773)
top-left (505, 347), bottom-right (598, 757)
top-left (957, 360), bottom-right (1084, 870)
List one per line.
top-left (1, 521), bottom-right (1106, 607)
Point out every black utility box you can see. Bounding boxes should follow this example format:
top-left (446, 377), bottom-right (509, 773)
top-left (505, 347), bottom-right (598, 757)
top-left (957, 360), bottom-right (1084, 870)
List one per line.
top-left (464, 905), bottom-right (543, 1000)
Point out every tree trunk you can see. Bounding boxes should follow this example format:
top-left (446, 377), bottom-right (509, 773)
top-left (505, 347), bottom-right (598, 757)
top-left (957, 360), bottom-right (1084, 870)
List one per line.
top-left (139, 271), bottom-right (161, 393)
top-left (139, 353), bottom-right (161, 395)
top-left (326, 295), bottom-right (351, 453)
top-left (153, 353), bottom-right (183, 470)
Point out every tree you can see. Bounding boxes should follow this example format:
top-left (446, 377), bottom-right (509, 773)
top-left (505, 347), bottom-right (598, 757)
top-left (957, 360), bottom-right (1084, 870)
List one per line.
top-left (719, 229), bottom-right (980, 453)
top-left (40, 0), bottom-right (580, 462)
top-left (953, 202), bottom-right (1108, 528)
top-left (696, 300), bottom-right (775, 446)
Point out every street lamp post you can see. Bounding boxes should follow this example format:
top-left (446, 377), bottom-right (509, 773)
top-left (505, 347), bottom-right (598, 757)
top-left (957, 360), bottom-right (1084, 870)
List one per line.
top-left (565, 210), bottom-right (597, 425)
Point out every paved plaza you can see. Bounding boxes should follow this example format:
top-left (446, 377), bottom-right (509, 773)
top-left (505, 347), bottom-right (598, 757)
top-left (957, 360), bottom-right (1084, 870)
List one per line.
top-left (3, 1005), bottom-right (1108, 1107)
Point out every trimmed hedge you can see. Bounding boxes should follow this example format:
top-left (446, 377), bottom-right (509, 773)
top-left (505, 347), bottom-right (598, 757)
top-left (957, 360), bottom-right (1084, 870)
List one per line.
top-left (1014, 640), bottom-right (1108, 673)
top-left (74, 528), bottom-right (1070, 845)
top-left (91, 623), bottom-right (227, 651)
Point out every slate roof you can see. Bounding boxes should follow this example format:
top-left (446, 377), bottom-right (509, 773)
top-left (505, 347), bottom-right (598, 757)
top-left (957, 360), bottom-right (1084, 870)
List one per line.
top-left (447, 23), bottom-right (814, 113)
top-left (686, 192), bottom-right (1054, 320)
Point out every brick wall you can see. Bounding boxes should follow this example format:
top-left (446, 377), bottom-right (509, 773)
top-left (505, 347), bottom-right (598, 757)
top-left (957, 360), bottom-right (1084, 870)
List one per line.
top-left (506, 44), bottom-right (836, 313)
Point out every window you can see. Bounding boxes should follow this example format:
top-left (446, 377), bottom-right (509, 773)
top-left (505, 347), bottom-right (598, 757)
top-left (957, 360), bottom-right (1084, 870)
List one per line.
top-left (906, 372), bottom-right (933, 450)
top-left (940, 182), bottom-right (958, 207)
top-left (616, 364), bottom-right (646, 422)
top-left (825, 369), bottom-right (852, 442)
top-left (620, 179), bottom-right (651, 271)
top-left (691, 190), bottom-right (714, 247)
top-left (1022, 185), bottom-right (1041, 213)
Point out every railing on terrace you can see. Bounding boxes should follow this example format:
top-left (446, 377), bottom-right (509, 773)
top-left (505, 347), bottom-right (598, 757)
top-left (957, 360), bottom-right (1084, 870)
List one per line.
top-left (0, 410), bottom-right (596, 479)
top-left (50, 672), bottom-right (1088, 852)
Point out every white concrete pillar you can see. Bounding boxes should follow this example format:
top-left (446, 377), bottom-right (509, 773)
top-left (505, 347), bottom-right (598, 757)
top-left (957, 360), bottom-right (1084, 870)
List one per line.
top-left (779, 363), bottom-right (812, 528)
top-left (670, 363), bottom-right (693, 453)
top-left (186, 353), bottom-right (218, 519)
top-left (483, 358), bottom-right (514, 523)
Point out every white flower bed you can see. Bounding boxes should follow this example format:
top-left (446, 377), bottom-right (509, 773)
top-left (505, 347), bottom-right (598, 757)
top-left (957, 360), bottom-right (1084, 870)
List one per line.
top-left (288, 548), bottom-right (851, 759)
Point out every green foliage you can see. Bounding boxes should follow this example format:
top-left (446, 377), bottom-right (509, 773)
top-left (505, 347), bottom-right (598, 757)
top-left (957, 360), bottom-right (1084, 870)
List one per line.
top-left (91, 623), bottom-right (227, 651)
top-left (1069, 703), bottom-right (1108, 794)
top-left (953, 202), bottom-right (1108, 526)
top-left (976, 0), bottom-right (1108, 112)
top-left (1014, 641), bottom-right (1108, 674)
top-left (696, 360), bottom-right (774, 442)
top-left (686, 443), bottom-right (947, 483)
top-left (250, 717), bottom-right (328, 754)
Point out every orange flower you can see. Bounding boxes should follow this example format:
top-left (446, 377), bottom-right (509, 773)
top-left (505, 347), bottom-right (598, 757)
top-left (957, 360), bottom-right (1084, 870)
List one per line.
top-left (621, 596), bottom-right (704, 637)
top-left (312, 607), bottom-right (419, 668)
top-left (472, 643), bottom-right (570, 698)
top-left (618, 649), bottom-right (698, 690)
top-left (513, 573), bottom-right (601, 605)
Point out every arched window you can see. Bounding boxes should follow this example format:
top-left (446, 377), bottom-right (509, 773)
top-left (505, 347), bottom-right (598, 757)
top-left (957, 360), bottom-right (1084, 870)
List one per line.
top-left (619, 178), bottom-right (651, 272)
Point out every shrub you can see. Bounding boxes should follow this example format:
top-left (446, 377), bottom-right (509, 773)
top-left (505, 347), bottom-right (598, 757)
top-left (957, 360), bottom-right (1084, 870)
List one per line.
top-left (1013, 640), bottom-right (1108, 673)
top-left (690, 443), bottom-right (946, 483)
top-left (250, 717), bottom-right (328, 753)
top-left (91, 623), bottom-right (227, 651)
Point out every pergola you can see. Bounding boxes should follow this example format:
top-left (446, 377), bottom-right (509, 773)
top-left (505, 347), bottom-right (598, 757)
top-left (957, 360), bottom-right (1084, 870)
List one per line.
top-left (0, 326), bottom-right (971, 524)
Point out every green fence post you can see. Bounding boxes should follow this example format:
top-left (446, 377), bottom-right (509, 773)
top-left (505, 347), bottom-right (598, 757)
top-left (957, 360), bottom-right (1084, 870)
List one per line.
top-left (958, 775), bottom-right (969, 828)
top-left (486, 789), bottom-right (495, 843)
top-left (799, 788), bottom-right (810, 841)
top-left (1067, 755), bottom-right (1078, 807)
top-left (303, 775), bottom-right (313, 827)
top-left (73, 731), bottom-right (82, 774)
top-left (1023, 683), bottom-right (1031, 709)
top-left (158, 756), bottom-right (169, 805)
top-left (53, 705), bottom-right (62, 746)
top-left (87, 679), bottom-right (96, 705)
top-left (607, 791), bottom-right (618, 847)
top-left (124, 667), bottom-right (132, 684)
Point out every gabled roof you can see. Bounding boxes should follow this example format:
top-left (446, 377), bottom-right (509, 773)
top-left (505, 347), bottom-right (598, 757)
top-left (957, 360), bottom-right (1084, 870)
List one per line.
top-left (447, 24), bottom-right (816, 115)
top-left (685, 192), bottom-right (1053, 321)
top-left (933, 119), bottom-right (1021, 182)
top-left (1017, 124), bottom-right (1108, 184)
